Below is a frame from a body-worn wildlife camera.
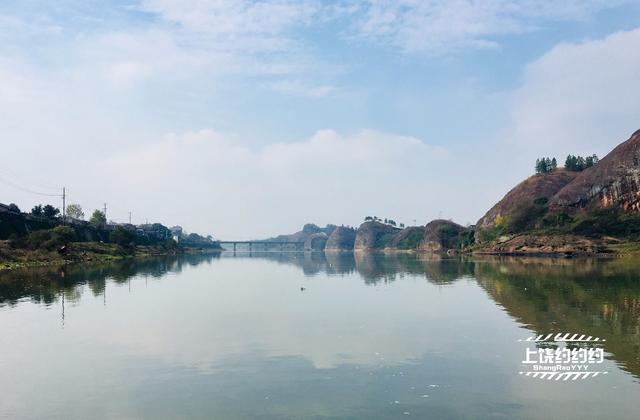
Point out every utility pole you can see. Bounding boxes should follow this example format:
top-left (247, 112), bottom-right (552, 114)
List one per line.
top-left (128, 212), bottom-right (132, 224)
top-left (103, 203), bottom-right (107, 223)
top-left (62, 187), bottom-right (66, 224)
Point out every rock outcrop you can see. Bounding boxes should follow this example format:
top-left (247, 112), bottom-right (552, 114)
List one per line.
top-left (325, 226), bottom-right (356, 251)
top-left (476, 169), bottom-right (578, 232)
top-left (354, 221), bottom-right (401, 251)
top-left (419, 219), bottom-right (466, 253)
top-left (263, 223), bottom-right (337, 243)
top-left (387, 226), bottom-right (425, 250)
top-left (550, 129), bottom-right (640, 211)
top-left (304, 232), bottom-right (328, 251)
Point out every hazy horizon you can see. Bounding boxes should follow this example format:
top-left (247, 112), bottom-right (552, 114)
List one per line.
top-left (2, 1), bottom-right (640, 239)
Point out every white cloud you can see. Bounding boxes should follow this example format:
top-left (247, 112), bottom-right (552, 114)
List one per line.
top-left (140, 0), bottom-right (315, 35)
top-left (107, 128), bottom-right (451, 238)
top-left (509, 27), bottom-right (640, 155)
top-left (139, 0), bottom-right (317, 54)
top-left (351, 0), bottom-right (630, 53)
top-left (268, 80), bottom-right (339, 98)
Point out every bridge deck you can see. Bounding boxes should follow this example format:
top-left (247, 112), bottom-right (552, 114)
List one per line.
top-left (219, 241), bottom-right (303, 244)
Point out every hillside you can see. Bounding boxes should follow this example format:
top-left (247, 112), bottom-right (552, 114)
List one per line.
top-left (475, 129), bottom-right (640, 254)
top-left (325, 226), bottom-right (357, 251)
top-left (419, 220), bottom-right (467, 253)
top-left (354, 221), bottom-right (401, 251)
top-left (551, 129), bottom-right (640, 210)
top-left (476, 169), bottom-right (578, 232)
top-left (263, 223), bottom-right (337, 243)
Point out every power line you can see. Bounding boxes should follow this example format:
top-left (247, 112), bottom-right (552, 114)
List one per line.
top-left (0, 169), bottom-right (60, 191)
top-left (0, 176), bottom-right (62, 197)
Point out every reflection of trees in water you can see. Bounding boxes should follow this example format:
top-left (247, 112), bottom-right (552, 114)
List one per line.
top-left (0, 253), bottom-right (221, 307)
top-left (225, 251), bottom-right (358, 277)
top-left (473, 257), bottom-right (640, 380)
top-left (3, 251), bottom-right (640, 380)
top-left (242, 252), bottom-right (640, 379)
top-left (353, 252), bottom-right (475, 285)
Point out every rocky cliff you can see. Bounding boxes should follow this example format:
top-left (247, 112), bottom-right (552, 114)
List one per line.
top-left (551, 129), bottom-right (640, 211)
top-left (419, 220), bottom-right (466, 253)
top-left (264, 223), bottom-right (337, 243)
top-left (474, 129), bottom-right (640, 253)
top-left (354, 221), bottom-right (401, 251)
top-left (476, 169), bottom-right (578, 232)
top-left (304, 232), bottom-right (328, 251)
top-left (325, 226), bottom-right (356, 251)
top-left (387, 226), bottom-right (425, 249)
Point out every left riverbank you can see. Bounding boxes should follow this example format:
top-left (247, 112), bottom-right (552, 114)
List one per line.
top-left (0, 240), bottom-right (221, 271)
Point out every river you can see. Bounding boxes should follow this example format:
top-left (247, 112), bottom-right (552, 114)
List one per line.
top-left (1, 252), bottom-right (639, 419)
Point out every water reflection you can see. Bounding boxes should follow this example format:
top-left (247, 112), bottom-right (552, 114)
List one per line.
top-left (1, 251), bottom-right (640, 419)
top-left (0, 253), bottom-right (221, 307)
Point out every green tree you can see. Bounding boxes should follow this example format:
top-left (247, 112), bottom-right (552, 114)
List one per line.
top-left (66, 203), bottom-right (84, 220)
top-left (42, 205), bottom-right (60, 219)
top-left (585, 154), bottom-right (599, 168)
top-left (551, 158), bottom-right (557, 170)
top-left (109, 226), bottom-right (136, 253)
top-left (31, 204), bottom-right (43, 217)
top-left (89, 210), bottom-right (107, 227)
top-left (26, 226), bottom-right (75, 251)
top-left (8, 203), bottom-right (20, 213)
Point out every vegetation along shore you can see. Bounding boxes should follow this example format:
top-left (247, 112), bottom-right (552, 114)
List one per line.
top-left (0, 205), bottom-right (221, 271)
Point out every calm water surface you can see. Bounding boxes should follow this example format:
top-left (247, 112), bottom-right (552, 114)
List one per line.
top-left (1, 252), bottom-right (639, 419)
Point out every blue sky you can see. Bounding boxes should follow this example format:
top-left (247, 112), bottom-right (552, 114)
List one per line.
top-left (1, 1), bottom-right (640, 238)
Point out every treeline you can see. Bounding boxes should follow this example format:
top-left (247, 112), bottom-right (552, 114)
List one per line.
top-left (565, 154), bottom-right (599, 171)
top-left (2, 201), bottom-right (220, 255)
top-left (535, 154), bottom-right (599, 174)
top-left (364, 216), bottom-right (405, 228)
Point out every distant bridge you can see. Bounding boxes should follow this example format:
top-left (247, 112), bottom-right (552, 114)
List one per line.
top-left (218, 241), bottom-right (304, 251)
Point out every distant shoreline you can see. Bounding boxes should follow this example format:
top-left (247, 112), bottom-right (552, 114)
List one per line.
top-left (0, 241), bottom-right (221, 271)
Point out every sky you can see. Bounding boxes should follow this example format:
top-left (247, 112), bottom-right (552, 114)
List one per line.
top-left (1, 0), bottom-right (640, 239)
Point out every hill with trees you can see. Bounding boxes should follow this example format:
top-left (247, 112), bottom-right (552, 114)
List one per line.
top-left (475, 129), bottom-right (640, 254)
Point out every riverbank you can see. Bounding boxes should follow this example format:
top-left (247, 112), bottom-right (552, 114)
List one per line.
top-left (470, 233), bottom-right (640, 257)
top-left (0, 240), bottom-right (221, 271)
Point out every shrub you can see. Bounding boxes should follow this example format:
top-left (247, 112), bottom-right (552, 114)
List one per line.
top-left (110, 227), bottom-right (136, 248)
top-left (396, 229), bottom-right (423, 249)
top-left (26, 226), bottom-right (75, 251)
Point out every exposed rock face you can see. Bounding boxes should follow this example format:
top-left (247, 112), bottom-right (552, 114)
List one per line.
top-left (304, 232), bottom-right (328, 251)
top-left (387, 226), bottom-right (425, 249)
top-left (419, 219), bottom-right (466, 253)
top-left (264, 223), bottom-right (337, 243)
top-left (354, 221), bottom-right (401, 251)
top-left (551, 130), bottom-right (640, 211)
top-left (477, 169), bottom-right (578, 232)
top-left (477, 130), bottom-right (640, 239)
top-left (325, 226), bottom-right (356, 251)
